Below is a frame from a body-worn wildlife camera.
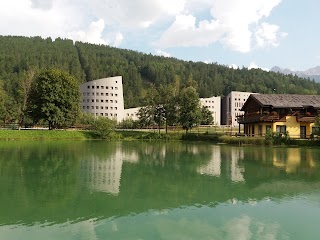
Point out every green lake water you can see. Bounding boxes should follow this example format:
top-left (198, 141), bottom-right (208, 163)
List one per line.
top-left (0, 140), bottom-right (320, 240)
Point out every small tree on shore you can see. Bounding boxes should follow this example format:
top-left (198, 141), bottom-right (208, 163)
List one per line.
top-left (178, 86), bottom-right (201, 133)
top-left (94, 117), bottom-right (117, 139)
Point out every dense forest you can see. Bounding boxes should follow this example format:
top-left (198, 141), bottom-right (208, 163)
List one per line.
top-left (1, 35), bottom-right (320, 112)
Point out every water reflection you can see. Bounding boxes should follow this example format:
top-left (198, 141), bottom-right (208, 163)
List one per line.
top-left (197, 146), bottom-right (221, 177)
top-left (0, 141), bottom-right (320, 228)
top-left (79, 147), bottom-right (139, 195)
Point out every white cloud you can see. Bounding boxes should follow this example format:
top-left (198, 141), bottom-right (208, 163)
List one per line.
top-left (156, 0), bottom-right (286, 52)
top-left (68, 19), bottom-right (107, 45)
top-left (90, 0), bottom-right (186, 29)
top-left (229, 64), bottom-right (239, 69)
top-left (154, 14), bottom-right (224, 48)
top-left (255, 22), bottom-right (287, 48)
top-left (30, 0), bottom-right (54, 10)
top-left (0, 0), bottom-right (286, 53)
top-left (248, 62), bottom-right (269, 71)
top-left (155, 49), bottom-right (171, 57)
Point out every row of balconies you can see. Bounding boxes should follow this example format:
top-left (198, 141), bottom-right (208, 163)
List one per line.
top-left (237, 111), bottom-right (317, 124)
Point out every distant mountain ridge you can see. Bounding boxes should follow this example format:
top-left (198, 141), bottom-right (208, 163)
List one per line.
top-left (271, 66), bottom-right (320, 82)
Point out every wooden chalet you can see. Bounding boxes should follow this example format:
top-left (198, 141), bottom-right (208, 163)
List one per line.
top-left (237, 94), bottom-right (320, 139)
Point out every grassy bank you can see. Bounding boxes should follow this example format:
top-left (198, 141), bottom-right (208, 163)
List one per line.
top-left (0, 129), bottom-right (319, 147)
top-left (0, 129), bottom-right (95, 140)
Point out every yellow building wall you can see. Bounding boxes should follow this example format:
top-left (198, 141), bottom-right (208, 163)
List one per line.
top-left (249, 116), bottom-right (314, 138)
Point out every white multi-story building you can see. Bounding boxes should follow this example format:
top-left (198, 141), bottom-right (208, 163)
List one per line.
top-left (224, 91), bottom-right (256, 127)
top-left (200, 96), bottom-right (221, 126)
top-left (80, 76), bottom-right (124, 122)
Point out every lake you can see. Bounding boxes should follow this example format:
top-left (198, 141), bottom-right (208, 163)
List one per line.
top-left (0, 141), bottom-right (320, 240)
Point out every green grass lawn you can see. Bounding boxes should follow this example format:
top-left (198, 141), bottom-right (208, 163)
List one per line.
top-left (0, 129), bottom-right (95, 140)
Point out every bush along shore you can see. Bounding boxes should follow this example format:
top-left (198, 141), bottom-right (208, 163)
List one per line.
top-left (0, 129), bottom-right (319, 147)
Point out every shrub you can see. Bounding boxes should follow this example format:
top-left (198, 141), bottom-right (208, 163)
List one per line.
top-left (93, 117), bottom-right (117, 139)
top-left (265, 130), bottom-right (290, 145)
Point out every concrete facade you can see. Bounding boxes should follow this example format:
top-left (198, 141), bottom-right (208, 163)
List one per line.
top-left (123, 107), bottom-right (141, 121)
top-left (200, 96), bottom-right (221, 126)
top-left (80, 76), bottom-right (124, 122)
top-left (223, 91), bottom-right (255, 127)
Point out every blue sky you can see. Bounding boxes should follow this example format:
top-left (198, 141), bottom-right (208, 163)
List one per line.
top-left (0, 0), bottom-right (319, 71)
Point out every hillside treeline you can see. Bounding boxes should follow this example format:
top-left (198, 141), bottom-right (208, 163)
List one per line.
top-left (1, 35), bottom-right (319, 112)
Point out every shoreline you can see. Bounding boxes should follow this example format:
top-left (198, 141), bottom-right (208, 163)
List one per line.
top-left (0, 129), bottom-right (319, 147)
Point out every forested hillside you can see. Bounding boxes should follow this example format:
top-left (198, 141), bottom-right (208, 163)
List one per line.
top-left (1, 35), bottom-right (320, 110)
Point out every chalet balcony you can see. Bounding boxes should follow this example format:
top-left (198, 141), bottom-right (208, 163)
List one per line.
top-left (237, 112), bottom-right (281, 124)
top-left (237, 112), bottom-right (318, 124)
top-left (297, 114), bottom-right (317, 123)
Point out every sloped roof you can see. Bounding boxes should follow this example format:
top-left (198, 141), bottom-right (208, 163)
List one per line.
top-left (250, 94), bottom-right (320, 108)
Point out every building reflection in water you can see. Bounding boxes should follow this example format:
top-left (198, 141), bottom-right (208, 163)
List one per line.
top-left (197, 146), bottom-right (221, 177)
top-left (80, 148), bottom-right (139, 195)
top-left (229, 147), bottom-right (245, 182)
top-left (80, 144), bottom-right (318, 195)
top-left (272, 148), bottom-right (317, 174)
top-left (197, 146), bottom-right (245, 183)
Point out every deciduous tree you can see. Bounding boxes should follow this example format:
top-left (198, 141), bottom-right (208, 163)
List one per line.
top-left (178, 86), bottom-right (201, 133)
top-left (27, 69), bottom-right (80, 129)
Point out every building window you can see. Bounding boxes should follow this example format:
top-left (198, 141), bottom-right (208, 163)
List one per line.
top-left (110, 107), bottom-right (113, 110)
top-left (87, 92), bottom-right (90, 95)
top-left (105, 113), bottom-right (108, 116)
top-left (276, 125), bottom-right (286, 133)
top-left (82, 106), bottom-right (85, 109)
top-left (92, 92), bottom-right (94, 96)
top-left (312, 127), bottom-right (319, 134)
top-left (115, 107), bottom-right (117, 110)
top-left (106, 86), bottom-right (109, 89)
top-left (92, 86), bottom-right (94, 89)
top-left (115, 87), bottom-right (118, 90)
top-left (87, 99), bottom-right (89, 102)
top-left (266, 125), bottom-right (271, 133)
top-left (115, 114), bottom-right (117, 116)
top-left (110, 100), bottom-right (113, 103)
top-left (97, 86), bottom-right (99, 89)
top-left (115, 81), bottom-right (117, 83)
top-left (111, 93), bottom-right (113, 96)
top-left (91, 106), bottom-right (94, 109)
top-left (101, 99), bottom-right (104, 102)
top-left (96, 99), bottom-right (99, 102)
top-left (115, 94), bottom-right (118, 97)
top-left (101, 86), bottom-right (104, 89)
top-left (92, 99), bottom-right (94, 102)
top-left (96, 93), bottom-right (99, 96)
top-left (110, 113), bottom-right (113, 116)
top-left (101, 93), bottom-right (104, 96)
top-left (111, 87), bottom-right (114, 90)
top-left (83, 92), bottom-right (86, 96)
top-left (115, 100), bottom-right (118, 103)
top-left (87, 86), bottom-right (90, 89)
top-left (87, 106), bottom-right (89, 109)
top-left (96, 106), bottom-right (98, 109)
top-left (100, 113), bottom-right (103, 116)
top-left (100, 106), bottom-right (103, 109)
